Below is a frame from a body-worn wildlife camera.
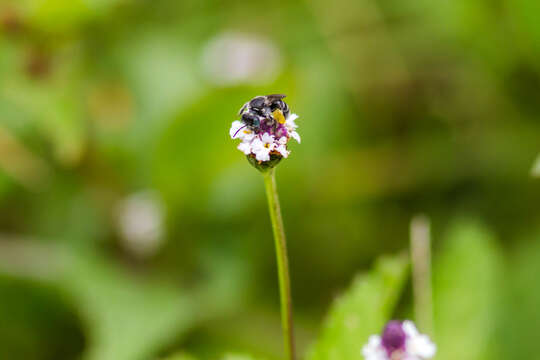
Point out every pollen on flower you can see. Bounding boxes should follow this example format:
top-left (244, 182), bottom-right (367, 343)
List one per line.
top-left (230, 95), bottom-right (300, 170)
top-left (362, 320), bottom-right (436, 360)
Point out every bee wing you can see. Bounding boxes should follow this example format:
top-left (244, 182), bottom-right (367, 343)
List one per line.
top-left (266, 94), bottom-right (287, 101)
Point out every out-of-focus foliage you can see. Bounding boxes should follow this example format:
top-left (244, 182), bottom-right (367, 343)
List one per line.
top-left (532, 154), bottom-right (540, 177)
top-left (61, 252), bottom-right (195, 360)
top-left (0, 0), bottom-right (539, 359)
top-left (308, 254), bottom-right (408, 360)
top-left (0, 243), bottom-right (199, 360)
top-left (498, 230), bottom-right (540, 359)
top-left (220, 354), bottom-right (265, 360)
top-left (161, 352), bottom-right (198, 360)
top-left (433, 221), bottom-right (503, 360)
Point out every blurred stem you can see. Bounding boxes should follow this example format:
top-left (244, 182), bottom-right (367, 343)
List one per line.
top-left (263, 168), bottom-right (296, 360)
top-left (410, 215), bottom-right (434, 336)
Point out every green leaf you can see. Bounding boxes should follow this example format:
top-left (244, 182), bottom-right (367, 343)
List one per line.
top-left (433, 220), bottom-right (503, 360)
top-left (308, 254), bottom-right (409, 360)
top-left (160, 352), bottom-right (198, 360)
top-left (498, 231), bottom-right (540, 359)
top-left (508, 0), bottom-right (540, 58)
top-left (0, 242), bottom-right (197, 360)
top-left (531, 154), bottom-right (540, 177)
top-left (61, 251), bottom-right (196, 360)
top-left (28, 0), bottom-right (125, 32)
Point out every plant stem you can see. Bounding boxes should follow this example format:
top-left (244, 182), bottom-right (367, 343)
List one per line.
top-left (410, 215), bottom-right (434, 336)
top-left (263, 168), bottom-right (296, 360)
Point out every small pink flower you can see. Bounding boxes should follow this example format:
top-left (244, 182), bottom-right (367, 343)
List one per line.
top-left (362, 321), bottom-right (436, 360)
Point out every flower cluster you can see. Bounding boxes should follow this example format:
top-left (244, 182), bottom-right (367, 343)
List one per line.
top-left (362, 320), bottom-right (436, 360)
top-left (229, 113), bottom-right (300, 162)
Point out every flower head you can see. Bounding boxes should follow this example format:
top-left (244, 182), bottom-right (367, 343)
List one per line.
top-left (362, 320), bottom-right (436, 360)
top-left (230, 94), bottom-right (300, 171)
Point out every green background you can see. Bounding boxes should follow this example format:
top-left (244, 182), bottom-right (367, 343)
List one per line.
top-left (0, 0), bottom-right (539, 359)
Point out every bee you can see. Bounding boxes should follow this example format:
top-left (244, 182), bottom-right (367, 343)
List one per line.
top-left (237, 94), bottom-right (290, 134)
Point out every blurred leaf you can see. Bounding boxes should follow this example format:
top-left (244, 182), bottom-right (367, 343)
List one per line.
top-left (118, 31), bottom-right (203, 139)
top-left (160, 352), bottom-right (197, 360)
top-left (41, 89), bottom-right (86, 166)
top-left (307, 254), bottom-right (409, 360)
top-left (433, 220), bottom-right (503, 360)
top-left (531, 154), bottom-right (540, 177)
top-left (0, 56), bottom-right (87, 166)
top-left (498, 232), bottom-right (540, 359)
top-left (509, 0), bottom-right (540, 58)
top-left (0, 241), bottom-right (197, 360)
top-left (0, 125), bottom-right (51, 189)
top-left (27, 0), bottom-right (125, 32)
top-left (62, 251), bottom-right (196, 360)
top-left (0, 275), bottom-right (85, 360)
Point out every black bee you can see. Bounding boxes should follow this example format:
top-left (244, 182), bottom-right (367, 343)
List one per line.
top-left (237, 94), bottom-right (290, 134)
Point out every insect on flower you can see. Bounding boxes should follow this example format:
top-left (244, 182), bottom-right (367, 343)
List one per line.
top-left (362, 320), bottom-right (436, 360)
top-left (230, 94), bottom-right (300, 169)
top-left (238, 94), bottom-right (290, 133)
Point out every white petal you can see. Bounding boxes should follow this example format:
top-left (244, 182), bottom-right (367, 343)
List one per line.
top-left (239, 127), bottom-right (255, 140)
top-left (290, 131), bottom-right (301, 143)
top-left (407, 335), bottom-right (436, 359)
top-left (367, 335), bottom-right (381, 348)
top-left (285, 114), bottom-right (298, 131)
top-left (276, 144), bottom-right (289, 158)
top-left (261, 132), bottom-right (275, 144)
top-left (402, 320), bottom-right (419, 337)
top-left (251, 138), bottom-right (271, 161)
top-left (278, 136), bottom-right (288, 145)
top-left (251, 138), bottom-right (264, 150)
top-left (254, 148), bottom-right (271, 161)
top-left (362, 335), bottom-right (387, 360)
top-left (403, 355), bottom-right (421, 360)
top-left (287, 113), bottom-right (299, 124)
top-left (229, 121), bottom-right (245, 139)
top-left (237, 141), bottom-right (252, 155)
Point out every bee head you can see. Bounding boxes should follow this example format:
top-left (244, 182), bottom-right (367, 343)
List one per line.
top-left (241, 112), bottom-right (261, 128)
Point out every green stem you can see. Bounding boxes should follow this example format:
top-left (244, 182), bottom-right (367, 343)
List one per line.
top-left (410, 215), bottom-right (434, 336)
top-left (263, 168), bottom-right (296, 360)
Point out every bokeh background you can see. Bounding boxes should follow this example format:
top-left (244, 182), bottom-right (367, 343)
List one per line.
top-left (0, 0), bottom-right (539, 359)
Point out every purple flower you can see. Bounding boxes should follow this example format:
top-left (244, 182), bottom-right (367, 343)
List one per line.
top-left (362, 320), bottom-right (436, 360)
